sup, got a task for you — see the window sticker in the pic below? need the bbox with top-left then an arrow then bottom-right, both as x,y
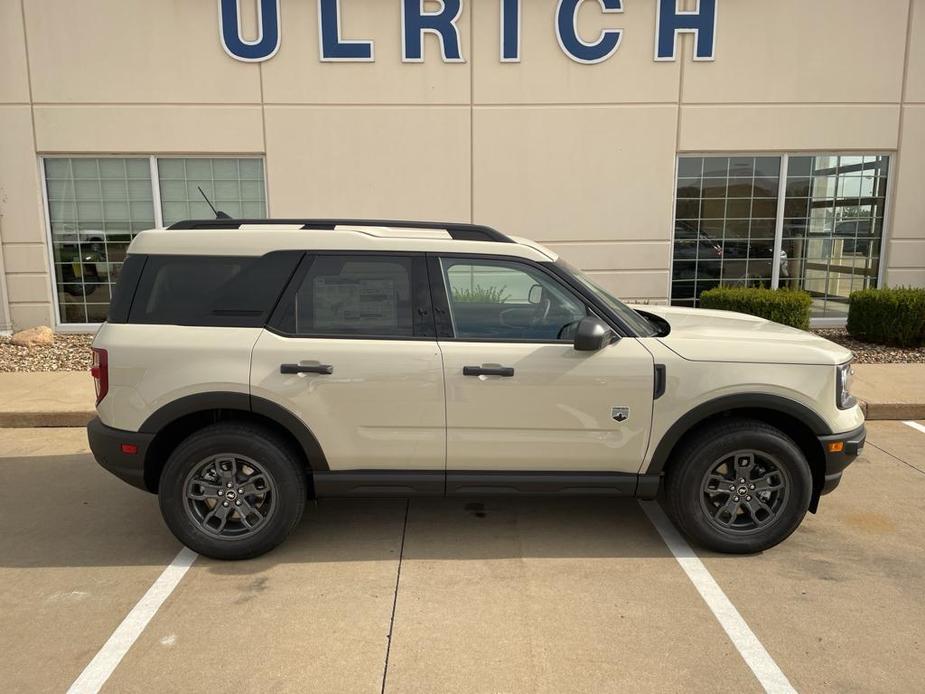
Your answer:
313,277 -> 398,330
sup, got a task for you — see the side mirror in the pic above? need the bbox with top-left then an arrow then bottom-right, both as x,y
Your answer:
573,316 -> 615,351
527,284 -> 543,305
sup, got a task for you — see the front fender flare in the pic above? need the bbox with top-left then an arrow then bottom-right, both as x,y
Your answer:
645,393 -> 831,475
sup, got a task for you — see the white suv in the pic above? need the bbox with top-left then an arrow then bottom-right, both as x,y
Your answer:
88,219 -> 865,560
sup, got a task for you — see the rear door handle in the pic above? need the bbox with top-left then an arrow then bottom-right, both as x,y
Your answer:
463,365 -> 515,377
280,363 -> 334,375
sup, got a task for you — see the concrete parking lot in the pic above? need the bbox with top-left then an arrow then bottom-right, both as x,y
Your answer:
1,422 -> 923,693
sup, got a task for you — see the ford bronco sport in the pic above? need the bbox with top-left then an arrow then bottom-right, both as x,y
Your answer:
87,219 -> 865,560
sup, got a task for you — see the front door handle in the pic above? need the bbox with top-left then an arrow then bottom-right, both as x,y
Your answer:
280,363 -> 334,375
463,365 -> 515,377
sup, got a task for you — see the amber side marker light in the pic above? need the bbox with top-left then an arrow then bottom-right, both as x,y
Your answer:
827,441 -> 845,453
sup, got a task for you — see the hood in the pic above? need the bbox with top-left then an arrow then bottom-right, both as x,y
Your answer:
630,305 -> 853,366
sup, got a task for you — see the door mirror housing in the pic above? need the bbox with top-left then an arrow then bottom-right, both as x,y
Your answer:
527,284 -> 543,305
573,316 -> 615,351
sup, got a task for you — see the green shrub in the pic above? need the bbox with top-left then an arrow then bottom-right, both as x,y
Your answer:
847,287 -> 925,347
451,285 -> 510,304
699,287 -> 812,330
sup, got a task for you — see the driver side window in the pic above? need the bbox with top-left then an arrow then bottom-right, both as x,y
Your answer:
440,258 -> 588,341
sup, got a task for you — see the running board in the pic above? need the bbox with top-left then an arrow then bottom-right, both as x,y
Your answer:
312,470 -> 660,499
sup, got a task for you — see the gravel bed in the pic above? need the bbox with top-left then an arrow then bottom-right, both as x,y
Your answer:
812,329 -> 925,364
0,329 -> 921,371
0,334 -> 94,372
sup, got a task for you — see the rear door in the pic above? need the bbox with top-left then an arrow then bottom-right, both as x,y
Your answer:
250,253 -> 445,471
432,255 -> 654,475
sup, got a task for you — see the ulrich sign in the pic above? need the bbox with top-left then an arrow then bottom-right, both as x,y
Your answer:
218,0 -> 717,64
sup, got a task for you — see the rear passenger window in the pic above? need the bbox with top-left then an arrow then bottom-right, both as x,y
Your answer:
128,252 -> 301,326
271,255 -> 427,338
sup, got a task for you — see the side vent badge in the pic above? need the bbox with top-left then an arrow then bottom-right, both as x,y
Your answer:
611,406 -> 630,423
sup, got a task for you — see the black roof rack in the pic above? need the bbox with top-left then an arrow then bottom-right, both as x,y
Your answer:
166,218 -> 514,243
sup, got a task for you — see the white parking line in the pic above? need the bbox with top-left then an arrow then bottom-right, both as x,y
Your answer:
903,421 -> 925,435
67,548 -> 197,694
639,501 -> 796,694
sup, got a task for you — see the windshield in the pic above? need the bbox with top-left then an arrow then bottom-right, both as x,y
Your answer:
556,260 -> 658,337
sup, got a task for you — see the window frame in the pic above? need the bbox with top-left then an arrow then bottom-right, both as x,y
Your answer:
669,151 -> 895,327
39,154 -> 269,330
266,251 -> 436,341
427,253 -> 617,344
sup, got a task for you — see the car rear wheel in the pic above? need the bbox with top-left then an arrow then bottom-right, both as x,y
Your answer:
664,419 -> 812,554
158,422 -> 307,560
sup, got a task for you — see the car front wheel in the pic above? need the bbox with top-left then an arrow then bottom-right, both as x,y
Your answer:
158,422 -> 307,560
664,419 -> 813,554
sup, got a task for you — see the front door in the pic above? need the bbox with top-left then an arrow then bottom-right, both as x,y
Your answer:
433,255 -> 654,474
251,253 -> 445,471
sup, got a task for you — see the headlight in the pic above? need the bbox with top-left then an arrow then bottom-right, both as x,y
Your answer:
836,361 -> 856,409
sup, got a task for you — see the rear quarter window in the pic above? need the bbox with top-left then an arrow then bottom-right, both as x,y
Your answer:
128,252 -> 301,326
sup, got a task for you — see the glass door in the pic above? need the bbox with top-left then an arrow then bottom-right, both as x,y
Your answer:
779,155 -> 889,319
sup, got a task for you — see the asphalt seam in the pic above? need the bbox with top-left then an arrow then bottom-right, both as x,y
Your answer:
865,440 -> 925,477
380,499 -> 410,694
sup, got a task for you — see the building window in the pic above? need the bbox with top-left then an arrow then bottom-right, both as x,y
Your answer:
157,158 -> 266,226
44,158 -> 155,323
43,156 -> 267,325
779,155 -> 889,319
673,156 -> 781,307
671,154 -> 889,320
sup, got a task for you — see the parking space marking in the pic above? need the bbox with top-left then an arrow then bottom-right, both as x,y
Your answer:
903,421 -> 925,435
66,548 -> 197,694
639,501 -> 795,694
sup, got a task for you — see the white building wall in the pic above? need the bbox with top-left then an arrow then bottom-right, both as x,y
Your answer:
0,0 -> 922,330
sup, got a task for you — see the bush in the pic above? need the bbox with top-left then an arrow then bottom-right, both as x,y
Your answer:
699,287 -> 812,330
847,287 -> 925,347
451,285 -> 509,303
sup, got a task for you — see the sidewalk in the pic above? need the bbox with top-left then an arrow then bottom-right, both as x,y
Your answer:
0,364 -> 923,428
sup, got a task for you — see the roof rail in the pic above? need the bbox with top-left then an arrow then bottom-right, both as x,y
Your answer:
166,218 -> 514,243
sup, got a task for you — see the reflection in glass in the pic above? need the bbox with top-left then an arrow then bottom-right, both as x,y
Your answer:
671,154 -> 890,320
44,158 -> 155,324
671,156 -> 781,307
779,155 -> 889,319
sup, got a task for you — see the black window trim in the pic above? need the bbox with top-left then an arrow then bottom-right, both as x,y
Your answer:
107,254 -> 148,324
427,252 -> 632,344
266,250 -> 437,341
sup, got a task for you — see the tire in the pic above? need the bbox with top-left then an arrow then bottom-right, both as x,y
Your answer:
664,419 -> 812,554
158,422 -> 307,560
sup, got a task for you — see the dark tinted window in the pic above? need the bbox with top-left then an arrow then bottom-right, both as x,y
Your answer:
273,255 -> 421,337
128,252 -> 301,326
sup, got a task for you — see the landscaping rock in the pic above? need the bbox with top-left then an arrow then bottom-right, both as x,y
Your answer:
0,333 -> 92,372
10,326 -> 55,348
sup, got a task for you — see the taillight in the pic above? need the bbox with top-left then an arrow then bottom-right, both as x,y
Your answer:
91,348 -> 108,406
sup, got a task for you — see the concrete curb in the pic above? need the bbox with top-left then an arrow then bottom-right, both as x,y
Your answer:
860,401 -> 925,422
0,412 -> 95,428
0,405 -> 921,428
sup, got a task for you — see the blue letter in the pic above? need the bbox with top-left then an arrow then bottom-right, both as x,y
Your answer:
318,0 -> 374,61
556,0 -> 623,65
218,0 -> 281,62
655,0 -> 717,61
402,0 -> 464,63
500,0 -> 521,62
